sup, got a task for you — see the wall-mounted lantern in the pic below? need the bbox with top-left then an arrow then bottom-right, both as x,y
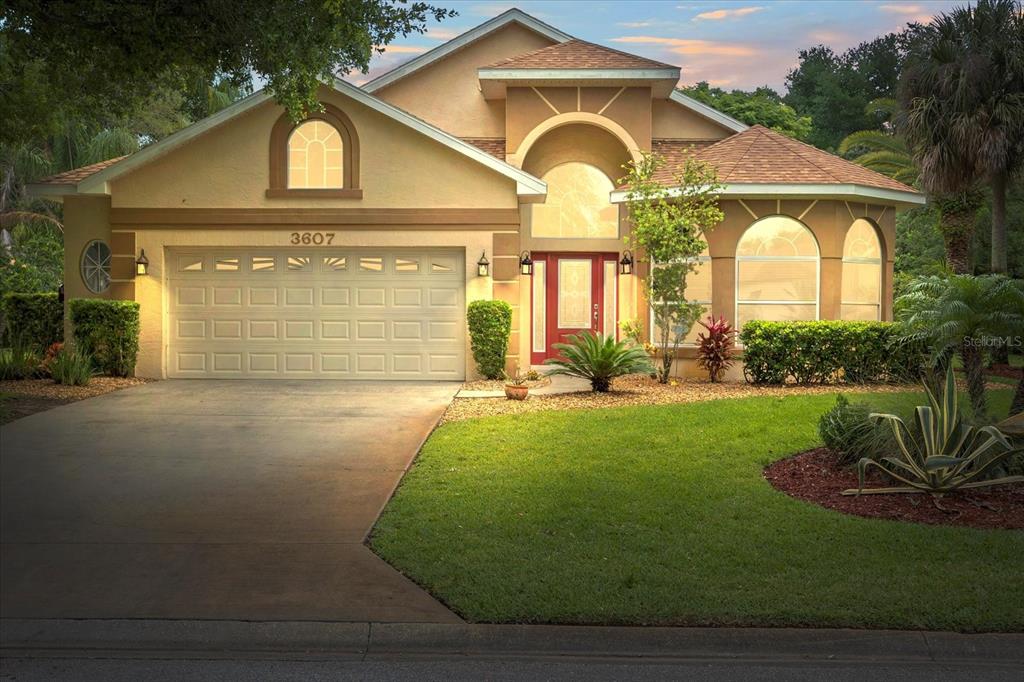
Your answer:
136,249 -> 150,276
619,250 -> 634,275
476,251 -> 490,277
519,251 -> 534,276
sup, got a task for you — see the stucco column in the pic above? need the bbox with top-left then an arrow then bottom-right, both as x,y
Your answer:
819,256 -> 842,320
711,256 -> 735,325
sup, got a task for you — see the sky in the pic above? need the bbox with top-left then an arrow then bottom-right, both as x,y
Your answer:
351,0 -> 964,92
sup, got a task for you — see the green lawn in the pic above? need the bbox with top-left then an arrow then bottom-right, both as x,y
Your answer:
371,390 -> 1023,631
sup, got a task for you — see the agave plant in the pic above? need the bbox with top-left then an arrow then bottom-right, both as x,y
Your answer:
544,331 -> 653,392
843,365 -> 1023,496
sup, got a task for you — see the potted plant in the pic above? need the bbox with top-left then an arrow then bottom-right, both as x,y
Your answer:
504,370 -> 530,401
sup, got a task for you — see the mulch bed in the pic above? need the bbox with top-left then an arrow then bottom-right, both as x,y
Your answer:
0,377 -> 151,425
765,447 -> 1024,530
460,376 -> 551,391
988,364 -> 1023,380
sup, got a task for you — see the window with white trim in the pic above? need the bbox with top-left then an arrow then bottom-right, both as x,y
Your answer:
287,120 -> 344,189
532,162 -> 618,238
648,246 -> 712,346
841,218 -> 882,321
735,215 -> 819,329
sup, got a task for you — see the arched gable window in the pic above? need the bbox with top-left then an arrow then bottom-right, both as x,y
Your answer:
268,103 -> 361,198
735,215 -> 819,329
841,218 -> 883,320
532,162 -> 618,238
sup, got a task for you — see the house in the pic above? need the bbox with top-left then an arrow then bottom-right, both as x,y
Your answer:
29,9 -> 924,381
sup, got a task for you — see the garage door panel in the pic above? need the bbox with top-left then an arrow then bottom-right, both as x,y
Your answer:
167,248 -> 465,379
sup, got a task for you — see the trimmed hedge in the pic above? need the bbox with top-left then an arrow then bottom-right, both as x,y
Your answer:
69,299 -> 140,377
2,292 -> 63,347
739,320 -> 927,385
467,300 -> 512,380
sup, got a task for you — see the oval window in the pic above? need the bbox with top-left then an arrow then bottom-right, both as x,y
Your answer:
81,240 -> 112,293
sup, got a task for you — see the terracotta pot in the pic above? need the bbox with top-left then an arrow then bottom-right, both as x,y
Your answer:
504,384 -> 529,401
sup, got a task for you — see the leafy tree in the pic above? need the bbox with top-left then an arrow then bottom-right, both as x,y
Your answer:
679,83 -> 812,140
0,224 -> 63,300
0,1 -> 455,147
622,153 -> 724,384
784,32 -> 910,151
897,274 -> 1024,419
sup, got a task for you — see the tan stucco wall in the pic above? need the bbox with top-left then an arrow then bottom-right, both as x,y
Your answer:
521,123 -> 631,183
372,22 -> 556,138
61,197 -> 113,337
131,229 -> 499,379
651,99 -> 734,140
110,87 -> 520,210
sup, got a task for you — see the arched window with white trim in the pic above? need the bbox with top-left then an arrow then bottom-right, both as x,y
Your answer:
288,120 -> 344,189
735,215 -> 819,329
532,162 -> 618,238
841,218 -> 883,320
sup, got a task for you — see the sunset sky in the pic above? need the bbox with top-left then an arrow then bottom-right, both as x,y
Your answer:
352,1 -> 963,91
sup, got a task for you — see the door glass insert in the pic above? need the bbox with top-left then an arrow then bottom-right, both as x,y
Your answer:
603,261 -> 617,338
360,256 -> 383,272
532,261 -> 546,352
558,259 -> 591,328
287,256 -> 311,271
215,257 -> 239,272
322,255 -> 347,271
395,257 -> 419,272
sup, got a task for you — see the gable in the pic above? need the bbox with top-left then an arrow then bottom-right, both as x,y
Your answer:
371,22 -> 558,138
651,98 -> 737,140
108,86 -> 526,210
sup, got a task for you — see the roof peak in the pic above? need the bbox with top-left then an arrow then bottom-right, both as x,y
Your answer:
483,37 -> 676,70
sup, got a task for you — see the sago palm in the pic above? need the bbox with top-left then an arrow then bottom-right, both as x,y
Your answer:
897,274 -> 1024,419
545,332 -> 653,392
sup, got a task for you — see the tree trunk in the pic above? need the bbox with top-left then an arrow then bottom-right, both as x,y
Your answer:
991,171 -> 1008,274
939,203 -> 976,274
960,343 -> 988,421
1012,368 -> 1024,417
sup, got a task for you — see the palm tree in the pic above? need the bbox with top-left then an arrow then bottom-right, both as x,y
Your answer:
897,274 -> 1024,419
838,99 -> 919,185
898,0 -> 1024,275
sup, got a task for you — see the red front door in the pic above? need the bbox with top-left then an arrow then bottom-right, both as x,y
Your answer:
531,253 -> 618,364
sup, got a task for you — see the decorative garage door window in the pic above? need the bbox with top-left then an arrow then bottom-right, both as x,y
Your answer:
165,249 -> 466,380
81,240 -> 112,293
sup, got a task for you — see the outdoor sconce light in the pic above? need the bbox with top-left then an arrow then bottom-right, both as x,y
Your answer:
619,250 -> 634,275
519,251 -> 534,276
135,249 -> 150,276
477,251 -> 490,277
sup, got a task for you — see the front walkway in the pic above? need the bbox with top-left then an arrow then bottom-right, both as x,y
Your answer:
0,380 -> 460,622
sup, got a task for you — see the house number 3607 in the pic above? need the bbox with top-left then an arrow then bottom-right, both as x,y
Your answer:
290,232 -> 335,245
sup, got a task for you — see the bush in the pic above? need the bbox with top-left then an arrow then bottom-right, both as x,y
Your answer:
0,337 -> 43,380
818,395 -> 895,466
695,315 -> 736,382
544,331 -> 653,392
69,299 -> 140,377
467,300 -> 513,380
739,321 -> 928,385
2,292 -> 63,347
49,345 -> 95,386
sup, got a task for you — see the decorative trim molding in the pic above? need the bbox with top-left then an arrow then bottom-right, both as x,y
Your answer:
110,207 -> 521,227
265,189 -> 363,199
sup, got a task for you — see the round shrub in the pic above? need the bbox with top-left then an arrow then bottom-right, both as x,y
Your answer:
69,299 -> 140,377
467,300 -> 512,380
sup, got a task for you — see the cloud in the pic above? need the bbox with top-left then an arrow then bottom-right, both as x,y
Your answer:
618,20 -> 656,28
693,6 -> 765,21
611,36 -> 756,57
878,4 -> 925,14
425,27 -> 462,41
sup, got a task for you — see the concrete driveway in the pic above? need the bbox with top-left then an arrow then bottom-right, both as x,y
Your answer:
0,380 -> 460,623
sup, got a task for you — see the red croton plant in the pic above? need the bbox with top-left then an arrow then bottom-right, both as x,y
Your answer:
696,315 -> 737,382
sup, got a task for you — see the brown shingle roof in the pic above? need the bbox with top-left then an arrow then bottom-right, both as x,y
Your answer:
649,139 -> 717,183
34,156 -> 128,185
691,126 -> 916,193
484,39 -> 675,70
462,138 -> 506,159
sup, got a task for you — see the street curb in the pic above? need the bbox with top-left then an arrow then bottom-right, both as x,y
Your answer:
2,620 -> 1023,664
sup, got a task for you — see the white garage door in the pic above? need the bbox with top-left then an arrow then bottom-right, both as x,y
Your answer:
166,248 -> 466,379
